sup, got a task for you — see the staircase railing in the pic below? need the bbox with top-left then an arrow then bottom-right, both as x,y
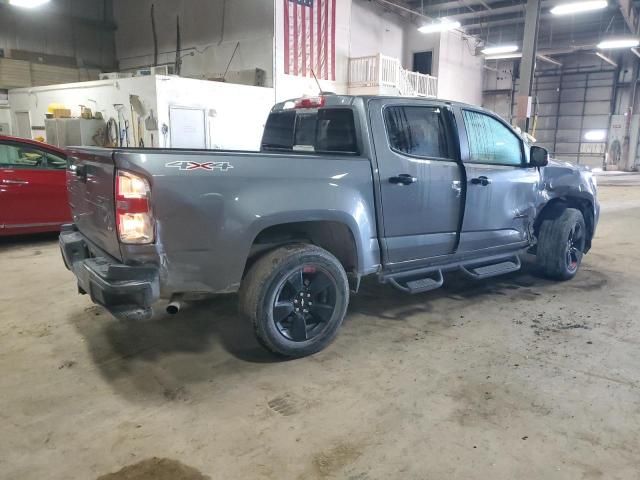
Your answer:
348,54 -> 437,97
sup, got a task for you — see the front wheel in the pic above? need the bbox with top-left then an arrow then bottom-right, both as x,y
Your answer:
239,244 -> 349,358
537,208 -> 587,280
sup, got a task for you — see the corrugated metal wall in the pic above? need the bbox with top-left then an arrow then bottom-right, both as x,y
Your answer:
483,53 -> 627,168
532,69 -> 615,168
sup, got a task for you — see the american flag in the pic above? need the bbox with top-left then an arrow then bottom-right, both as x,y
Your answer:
284,0 -> 336,81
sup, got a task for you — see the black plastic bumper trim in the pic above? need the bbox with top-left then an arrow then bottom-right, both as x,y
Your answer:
59,228 -> 159,320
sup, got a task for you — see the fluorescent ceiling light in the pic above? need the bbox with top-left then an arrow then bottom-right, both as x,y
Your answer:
584,130 -> 607,141
597,38 -> 640,49
481,45 -> 519,55
485,53 -> 523,60
418,19 -> 461,34
550,0 -> 607,15
9,0 -> 50,7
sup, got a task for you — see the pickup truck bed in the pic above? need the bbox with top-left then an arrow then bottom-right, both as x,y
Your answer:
63,146 -> 379,297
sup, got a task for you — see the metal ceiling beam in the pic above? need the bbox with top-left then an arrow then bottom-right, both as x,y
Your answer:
595,51 -> 619,66
536,54 -> 562,66
616,0 -> 640,33
449,3 -> 528,21
410,0 -> 498,14
463,12 -> 548,31
462,9 -> 625,31
374,0 -> 435,20
422,0 -> 538,19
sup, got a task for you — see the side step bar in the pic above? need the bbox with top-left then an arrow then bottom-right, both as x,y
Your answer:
389,270 -> 444,294
460,256 -> 521,280
384,254 -> 523,295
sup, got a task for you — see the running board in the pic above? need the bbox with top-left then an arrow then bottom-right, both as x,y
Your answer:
389,270 -> 444,294
460,256 -> 521,280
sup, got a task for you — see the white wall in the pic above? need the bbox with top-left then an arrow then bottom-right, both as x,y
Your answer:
436,31 -> 483,105
8,75 -> 275,150
349,0 -> 405,60
8,77 -> 158,143
154,76 -> 275,150
114,0 -> 274,86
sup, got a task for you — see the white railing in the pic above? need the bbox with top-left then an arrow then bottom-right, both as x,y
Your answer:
348,54 -> 437,97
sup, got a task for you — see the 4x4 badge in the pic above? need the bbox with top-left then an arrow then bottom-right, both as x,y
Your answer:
165,161 -> 234,172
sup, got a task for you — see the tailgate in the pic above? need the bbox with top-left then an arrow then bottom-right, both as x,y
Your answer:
66,147 -> 121,260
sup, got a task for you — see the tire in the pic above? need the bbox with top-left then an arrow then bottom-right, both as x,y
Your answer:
238,243 -> 349,358
537,208 -> 587,281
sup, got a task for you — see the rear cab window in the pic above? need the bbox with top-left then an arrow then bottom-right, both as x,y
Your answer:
383,105 -> 452,160
261,102 -> 359,155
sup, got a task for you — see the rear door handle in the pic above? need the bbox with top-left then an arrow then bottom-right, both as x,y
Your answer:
389,174 -> 417,186
2,179 -> 28,185
470,176 -> 491,186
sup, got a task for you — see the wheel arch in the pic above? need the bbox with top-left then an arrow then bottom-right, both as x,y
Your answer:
244,217 -> 363,280
534,196 -> 595,252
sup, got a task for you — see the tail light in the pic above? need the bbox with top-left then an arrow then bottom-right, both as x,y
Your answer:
116,170 -> 154,244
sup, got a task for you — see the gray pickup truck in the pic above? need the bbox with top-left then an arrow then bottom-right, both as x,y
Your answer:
60,95 -> 599,357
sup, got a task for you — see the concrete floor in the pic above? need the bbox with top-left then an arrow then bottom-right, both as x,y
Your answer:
2,184 -> 640,480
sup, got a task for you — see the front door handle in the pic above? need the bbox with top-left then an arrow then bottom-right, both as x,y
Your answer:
470,176 -> 491,186
389,174 -> 417,186
2,179 -> 28,185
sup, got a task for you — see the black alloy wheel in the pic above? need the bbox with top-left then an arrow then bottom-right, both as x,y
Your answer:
566,221 -> 586,274
273,266 -> 338,342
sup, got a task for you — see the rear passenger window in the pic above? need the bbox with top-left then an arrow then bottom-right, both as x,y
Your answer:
384,106 -> 450,159
261,108 -> 358,154
463,110 -> 523,166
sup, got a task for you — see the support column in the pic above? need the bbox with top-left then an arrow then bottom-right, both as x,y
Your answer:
515,0 -> 542,133
622,56 -> 639,171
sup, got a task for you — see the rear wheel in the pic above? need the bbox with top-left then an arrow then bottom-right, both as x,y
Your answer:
537,208 -> 586,280
239,244 -> 349,357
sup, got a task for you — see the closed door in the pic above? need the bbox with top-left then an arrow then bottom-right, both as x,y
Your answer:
0,142 -> 69,232
369,100 -> 463,266
457,109 -> 540,252
169,107 -> 207,149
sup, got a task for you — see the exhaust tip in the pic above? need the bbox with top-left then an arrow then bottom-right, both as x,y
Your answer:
166,301 -> 181,315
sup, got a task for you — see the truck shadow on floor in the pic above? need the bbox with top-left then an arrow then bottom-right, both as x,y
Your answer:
69,258 -> 606,401
0,232 -> 59,253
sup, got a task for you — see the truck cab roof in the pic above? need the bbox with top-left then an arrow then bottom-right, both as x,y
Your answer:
272,94 -> 484,113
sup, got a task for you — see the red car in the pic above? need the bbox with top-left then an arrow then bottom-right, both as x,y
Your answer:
0,135 -> 71,236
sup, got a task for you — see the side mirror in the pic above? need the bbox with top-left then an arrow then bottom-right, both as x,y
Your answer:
529,145 -> 549,167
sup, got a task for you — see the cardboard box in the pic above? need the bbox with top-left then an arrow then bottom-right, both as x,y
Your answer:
53,109 -> 71,118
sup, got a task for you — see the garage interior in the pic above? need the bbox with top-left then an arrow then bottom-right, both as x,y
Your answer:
1,0 -> 640,479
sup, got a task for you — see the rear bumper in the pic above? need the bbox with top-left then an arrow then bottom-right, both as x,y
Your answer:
59,225 -> 160,320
